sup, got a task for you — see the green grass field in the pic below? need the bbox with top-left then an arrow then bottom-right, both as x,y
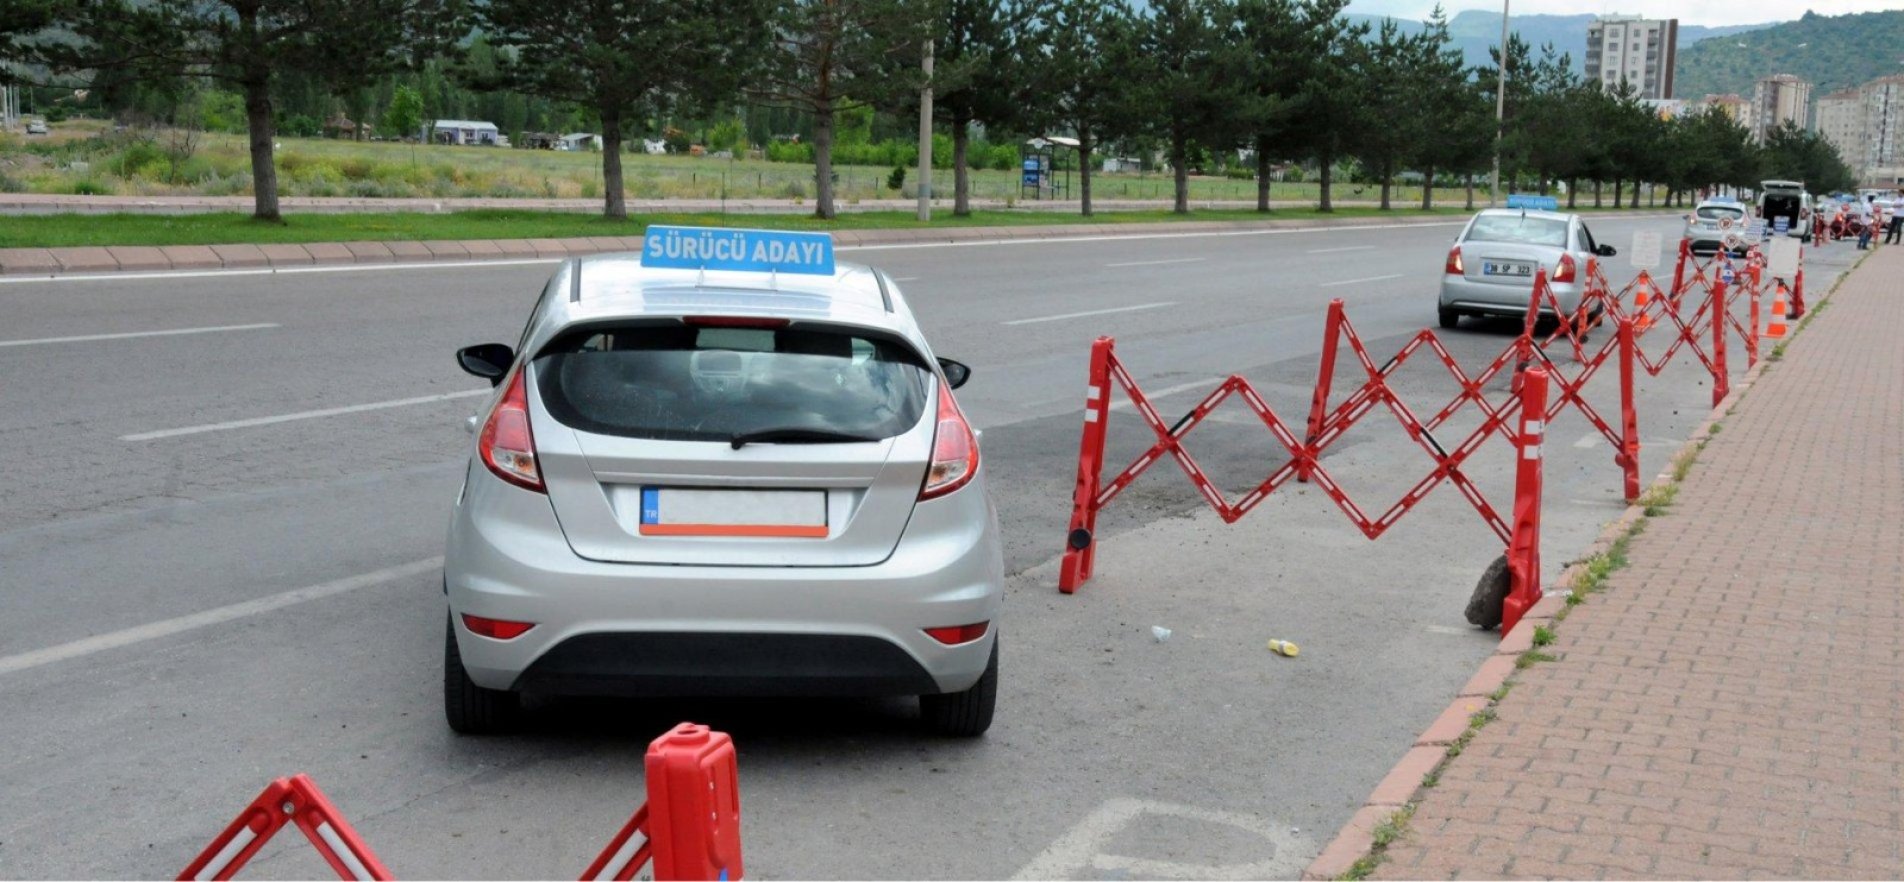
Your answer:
4,122 -> 1485,205
0,206 -> 1488,248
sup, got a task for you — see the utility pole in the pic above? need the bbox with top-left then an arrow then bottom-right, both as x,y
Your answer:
917,39 -> 934,221
1490,0 -> 1509,207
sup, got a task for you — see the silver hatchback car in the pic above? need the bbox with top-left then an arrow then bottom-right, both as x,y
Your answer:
1438,209 -> 1615,329
443,228 -> 1004,736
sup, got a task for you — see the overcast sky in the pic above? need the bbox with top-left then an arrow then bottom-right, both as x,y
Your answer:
1344,0 -> 1891,28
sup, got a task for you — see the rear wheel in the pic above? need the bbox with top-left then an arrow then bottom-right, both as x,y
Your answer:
444,615 -> 521,734
1437,307 -> 1461,330
921,637 -> 998,737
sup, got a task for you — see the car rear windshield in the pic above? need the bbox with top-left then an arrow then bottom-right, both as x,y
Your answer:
1696,205 -> 1745,220
533,321 -> 930,443
1465,215 -> 1569,247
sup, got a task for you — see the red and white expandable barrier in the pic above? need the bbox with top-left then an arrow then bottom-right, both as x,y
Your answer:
177,774 -> 391,881
180,723 -> 743,881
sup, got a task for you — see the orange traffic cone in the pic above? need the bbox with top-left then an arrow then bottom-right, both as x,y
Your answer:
1763,283 -> 1790,339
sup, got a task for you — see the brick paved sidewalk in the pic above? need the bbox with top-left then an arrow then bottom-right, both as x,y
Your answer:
1371,245 -> 1904,880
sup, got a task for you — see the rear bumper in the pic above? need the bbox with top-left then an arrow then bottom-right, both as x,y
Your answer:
515,632 -> 941,697
1439,275 -> 1582,316
443,463 -> 1005,697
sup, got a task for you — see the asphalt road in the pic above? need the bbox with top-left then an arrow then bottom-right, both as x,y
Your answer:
0,217 -> 1859,879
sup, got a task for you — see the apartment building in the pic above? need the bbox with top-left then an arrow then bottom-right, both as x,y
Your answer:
1751,74 -> 1813,142
1816,75 -> 1904,186
1585,16 -> 1679,100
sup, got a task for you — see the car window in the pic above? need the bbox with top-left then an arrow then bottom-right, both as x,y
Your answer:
1464,215 -> 1569,248
533,322 -> 930,443
1695,205 -> 1744,222
1577,224 -> 1597,253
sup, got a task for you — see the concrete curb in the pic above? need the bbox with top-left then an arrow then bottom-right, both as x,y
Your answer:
1297,257 -> 1850,881
0,212 -> 1678,278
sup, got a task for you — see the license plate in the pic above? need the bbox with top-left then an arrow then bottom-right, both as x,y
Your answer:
1482,261 -> 1534,278
638,487 -> 827,538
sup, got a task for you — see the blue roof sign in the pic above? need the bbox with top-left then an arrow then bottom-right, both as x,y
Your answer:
641,226 -> 836,276
1506,194 -> 1559,211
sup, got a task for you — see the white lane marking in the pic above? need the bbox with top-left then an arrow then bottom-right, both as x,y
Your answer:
844,220 -> 1478,253
1002,302 -> 1176,326
891,276 -> 920,282
1012,797 -> 1311,881
1307,245 -> 1376,254
1423,624 -> 1472,635
1320,273 -> 1406,287
122,388 -> 489,441
1574,433 -> 1601,449
0,323 -> 280,348
0,558 -> 441,677
1108,377 -> 1229,412
1104,257 -> 1205,268
0,258 -> 562,285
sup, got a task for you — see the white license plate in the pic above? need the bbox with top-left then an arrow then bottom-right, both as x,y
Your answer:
639,487 -> 827,538
1482,261 -> 1534,278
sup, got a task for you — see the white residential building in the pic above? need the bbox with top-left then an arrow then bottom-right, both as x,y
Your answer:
1585,16 -> 1678,100
1815,75 -> 1904,187
1751,74 -> 1812,143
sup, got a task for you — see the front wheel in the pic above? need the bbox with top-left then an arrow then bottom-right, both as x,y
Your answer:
444,615 -> 521,735
920,637 -> 998,737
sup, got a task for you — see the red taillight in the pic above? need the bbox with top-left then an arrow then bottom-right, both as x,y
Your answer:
1445,246 -> 1464,275
919,380 -> 979,500
479,368 -> 543,493
1553,253 -> 1576,283
683,315 -> 791,328
924,622 -> 989,645
462,613 -> 536,640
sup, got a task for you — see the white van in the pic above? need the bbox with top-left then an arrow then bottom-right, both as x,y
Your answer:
1757,180 -> 1810,240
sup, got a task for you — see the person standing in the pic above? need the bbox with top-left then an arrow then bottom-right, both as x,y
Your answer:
1886,200 -> 1903,246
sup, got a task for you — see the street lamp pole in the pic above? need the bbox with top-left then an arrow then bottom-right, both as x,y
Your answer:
1490,0 -> 1509,207
917,39 -> 934,222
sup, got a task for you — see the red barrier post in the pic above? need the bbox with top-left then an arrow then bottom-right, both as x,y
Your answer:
178,776 -> 392,882
1501,368 -> 1548,637
1746,261 -> 1761,367
645,723 -> 743,882
1668,237 -> 1690,302
1059,337 -> 1115,593
1616,316 -> 1641,503
1790,246 -> 1806,319
1299,300 -> 1346,483
1710,278 -> 1729,408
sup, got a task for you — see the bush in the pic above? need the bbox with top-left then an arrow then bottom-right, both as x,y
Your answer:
279,114 -> 320,137
766,140 -> 812,164
337,156 -> 376,180
69,179 -> 113,196
887,165 -> 906,191
1223,166 -> 1255,180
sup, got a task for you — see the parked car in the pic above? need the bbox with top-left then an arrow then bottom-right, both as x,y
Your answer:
25,119 -> 48,135
1438,208 -> 1615,329
443,229 -> 1004,737
1684,199 -> 1749,257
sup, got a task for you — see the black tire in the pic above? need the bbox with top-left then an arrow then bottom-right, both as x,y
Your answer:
920,637 -> 998,737
1437,307 -> 1461,330
444,615 -> 521,735
1464,554 -> 1511,631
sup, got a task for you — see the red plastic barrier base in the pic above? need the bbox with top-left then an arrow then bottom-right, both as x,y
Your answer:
584,722 -> 743,882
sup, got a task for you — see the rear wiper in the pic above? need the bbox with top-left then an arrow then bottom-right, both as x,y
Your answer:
729,428 -> 880,449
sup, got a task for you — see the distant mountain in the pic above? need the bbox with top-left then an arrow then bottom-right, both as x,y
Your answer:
1673,10 -> 1904,102
1344,10 -> 1773,77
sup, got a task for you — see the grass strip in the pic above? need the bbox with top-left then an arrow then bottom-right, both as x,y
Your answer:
0,206 -> 1483,249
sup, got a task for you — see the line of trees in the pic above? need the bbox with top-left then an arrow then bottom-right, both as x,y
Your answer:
1,0 -> 1857,222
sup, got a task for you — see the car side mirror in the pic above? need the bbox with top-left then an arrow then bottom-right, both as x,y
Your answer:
938,357 -> 972,390
457,343 -> 515,386
1596,244 -> 1618,257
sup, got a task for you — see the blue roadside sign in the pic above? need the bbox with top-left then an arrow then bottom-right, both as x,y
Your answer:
1506,194 -> 1559,211
1022,159 -> 1041,186
1721,267 -> 1736,283
640,226 -> 835,276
